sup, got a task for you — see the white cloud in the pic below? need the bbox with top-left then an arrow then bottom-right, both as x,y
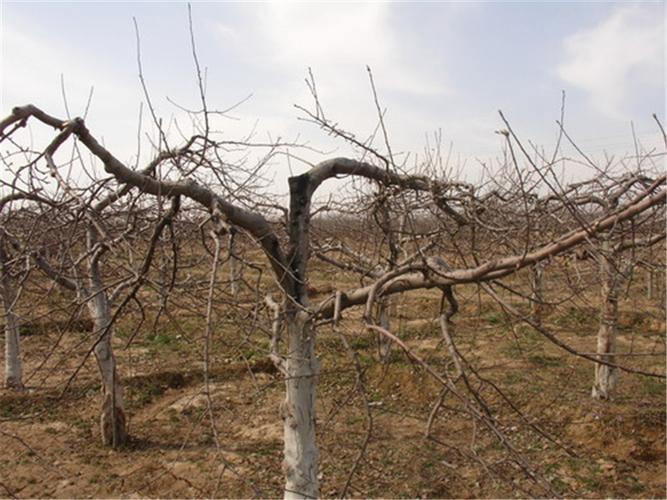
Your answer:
557,5 -> 664,118
261,2 -> 387,66
217,2 -> 447,97
209,2 -> 453,179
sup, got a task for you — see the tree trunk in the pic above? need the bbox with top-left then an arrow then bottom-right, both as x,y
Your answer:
376,196 -> 398,363
1,277 -> 23,390
646,267 -> 654,301
592,240 -> 619,400
282,309 -> 319,499
282,174 -> 320,499
530,262 -> 544,326
86,290 -> 127,447
87,226 -> 127,447
228,228 -> 241,298
376,298 -> 393,362
1,238 -> 23,391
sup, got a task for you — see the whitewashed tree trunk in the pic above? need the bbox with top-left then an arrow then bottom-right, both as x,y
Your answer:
0,240 -> 23,390
282,174 -> 320,499
530,262 -> 544,326
86,289 -> 127,446
87,229 -> 127,447
375,197 -> 398,363
592,239 -> 619,400
282,309 -> 319,499
1,275 -> 23,390
376,298 -> 396,362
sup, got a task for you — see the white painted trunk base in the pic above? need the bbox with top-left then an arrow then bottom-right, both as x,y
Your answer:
530,262 -> 544,326
592,243 -> 619,400
282,311 -> 319,499
2,276 -> 23,390
88,294 -> 127,447
376,300 -> 392,362
3,305 -> 23,390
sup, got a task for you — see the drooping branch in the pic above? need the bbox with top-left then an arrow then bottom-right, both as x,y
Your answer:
2,105 -> 291,291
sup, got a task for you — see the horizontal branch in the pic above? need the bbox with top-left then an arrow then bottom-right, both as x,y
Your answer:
317,182 -> 666,319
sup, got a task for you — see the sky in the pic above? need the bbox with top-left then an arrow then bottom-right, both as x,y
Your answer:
1,1 -> 665,192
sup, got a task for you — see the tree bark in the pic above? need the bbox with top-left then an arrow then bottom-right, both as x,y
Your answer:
530,262 -> 544,327
279,174 -> 323,498
592,239 -> 619,400
1,276 -> 23,390
87,229 -> 127,447
375,196 -> 398,363
0,239 -> 23,390
282,309 -> 319,499
646,267 -> 654,301
376,298 -> 394,362
228,228 -> 241,298
86,288 -> 127,447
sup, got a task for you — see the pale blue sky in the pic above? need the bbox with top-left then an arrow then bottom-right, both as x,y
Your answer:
1,1 -> 664,187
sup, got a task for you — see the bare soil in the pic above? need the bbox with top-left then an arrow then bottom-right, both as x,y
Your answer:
1,281 -> 665,498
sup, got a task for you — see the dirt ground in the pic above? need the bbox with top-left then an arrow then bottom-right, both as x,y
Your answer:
1,279 -> 665,499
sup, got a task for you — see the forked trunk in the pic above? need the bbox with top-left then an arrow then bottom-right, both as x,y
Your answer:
86,290 -> 127,446
592,240 -> 619,400
86,225 -> 127,447
2,279 -> 23,390
282,173 -> 320,498
282,309 -> 319,499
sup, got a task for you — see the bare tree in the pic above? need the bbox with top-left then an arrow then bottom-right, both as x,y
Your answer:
0,166 -> 182,447
0,193 -> 63,390
2,100 -> 665,497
